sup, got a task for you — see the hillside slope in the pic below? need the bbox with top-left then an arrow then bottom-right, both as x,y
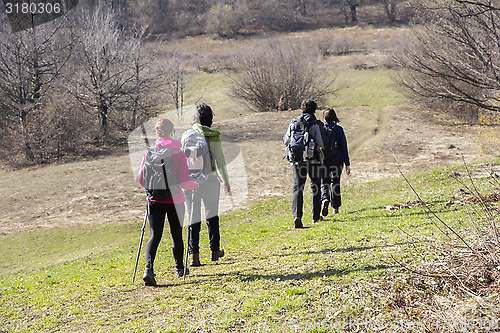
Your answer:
1,69 -> 499,235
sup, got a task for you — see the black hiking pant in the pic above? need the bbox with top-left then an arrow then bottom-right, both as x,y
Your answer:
145,201 -> 185,271
184,174 -> 221,254
321,161 -> 344,209
292,162 -> 324,222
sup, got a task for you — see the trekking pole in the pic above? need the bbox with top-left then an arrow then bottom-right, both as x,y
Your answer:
132,206 -> 148,284
184,190 -> 196,281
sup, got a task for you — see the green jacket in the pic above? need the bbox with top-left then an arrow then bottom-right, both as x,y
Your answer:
192,123 -> 230,186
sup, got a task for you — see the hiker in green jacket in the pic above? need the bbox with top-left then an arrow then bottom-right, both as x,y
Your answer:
181,104 -> 230,266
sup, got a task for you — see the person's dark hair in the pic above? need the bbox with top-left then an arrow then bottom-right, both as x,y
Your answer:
301,99 -> 317,114
155,118 -> 174,138
323,108 -> 340,123
195,103 -> 214,127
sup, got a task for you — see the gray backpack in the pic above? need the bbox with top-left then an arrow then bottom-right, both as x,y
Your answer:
286,114 -> 317,163
182,129 -> 212,183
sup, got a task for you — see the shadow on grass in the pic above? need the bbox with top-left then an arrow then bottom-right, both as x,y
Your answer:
192,262 -> 396,283
238,263 -> 395,282
271,241 -> 414,258
305,241 -> 414,255
151,243 -> 405,286
343,205 -> 389,215
343,201 -> 459,219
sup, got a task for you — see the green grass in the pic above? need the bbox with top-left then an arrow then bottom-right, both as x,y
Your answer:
0,224 -> 138,275
185,71 -> 243,120
180,67 -> 402,121
330,69 -> 402,109
2,161 -> 498,332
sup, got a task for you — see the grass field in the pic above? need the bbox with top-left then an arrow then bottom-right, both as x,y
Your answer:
1,161 -> 500,332
2,25 -> 500,332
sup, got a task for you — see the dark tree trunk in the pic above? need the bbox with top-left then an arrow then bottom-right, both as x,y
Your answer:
19,109 -> 35,162
98,100 -> 109,138
350,4 -> 358,22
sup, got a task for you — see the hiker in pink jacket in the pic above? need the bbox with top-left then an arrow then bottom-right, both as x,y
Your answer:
137,118 -> 197,286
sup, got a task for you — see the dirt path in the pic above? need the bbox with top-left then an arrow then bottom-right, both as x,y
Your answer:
0,107 -> 499,234
218,106 -> 500,206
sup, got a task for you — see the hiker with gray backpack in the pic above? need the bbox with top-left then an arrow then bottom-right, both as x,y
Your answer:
283,100 -> 325,228
137,118 -> 198,286
181,104 -> 230,267
320,108 -> 351,217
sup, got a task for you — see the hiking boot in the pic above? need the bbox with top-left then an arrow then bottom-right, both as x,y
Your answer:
314,216 -> 324,223
143,268 -> 156,286
294,217 -> 303,229
211,249 -> 225,261
177,267 -> 190,278
191,253 -> 201,267
333,208 -> 339,214
321,200 -> 329,217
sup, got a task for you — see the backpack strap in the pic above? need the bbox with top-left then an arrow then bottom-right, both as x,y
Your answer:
205,136 -> 217,174
293,114 -> 310,133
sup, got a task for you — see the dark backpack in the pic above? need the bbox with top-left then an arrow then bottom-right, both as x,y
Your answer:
323,125 -> 339,160
287,115 -> 313,163
142,147 -> 178,202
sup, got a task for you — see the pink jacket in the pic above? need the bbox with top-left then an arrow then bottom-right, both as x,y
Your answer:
138,137 -> 198,204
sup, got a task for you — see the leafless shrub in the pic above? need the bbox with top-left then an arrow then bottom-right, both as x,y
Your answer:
377,53 -> 397,69
207,1 -> 248,38
170,10 -> 205,37
23,92 -> 91,162
331,34 -> 357,55
392,156 -> 500,327
194,53 -> 239,73
394,0 -> 500,122
230,39 -> 334,112
310,36 -> 331,58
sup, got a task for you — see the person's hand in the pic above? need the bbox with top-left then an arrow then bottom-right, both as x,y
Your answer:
346,166 -> 351,176
225,183 -> 231,194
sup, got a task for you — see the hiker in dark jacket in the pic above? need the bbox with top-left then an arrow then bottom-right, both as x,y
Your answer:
320,108 -> 350,216
138,118 -> 198,286
181,104 -> 229,267
283,99 -> 325,228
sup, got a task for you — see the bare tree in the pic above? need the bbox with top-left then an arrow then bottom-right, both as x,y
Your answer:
343,0 -> 361,23
395,0 -> 500,121
380,0 -> 399,23
348,0 -> 360,22
67,6 -> 145,139
230,39 -> 334,112
165,53 -> 190,119
331,0 -> 362,24
0,20 -> 72,163
117,27 -> 167,131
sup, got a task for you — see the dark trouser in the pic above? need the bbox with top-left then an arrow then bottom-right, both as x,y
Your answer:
145,201 -> 185,270
321,161 -> 344,209
184,174 -> 221,254
292,162 -> 324,221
